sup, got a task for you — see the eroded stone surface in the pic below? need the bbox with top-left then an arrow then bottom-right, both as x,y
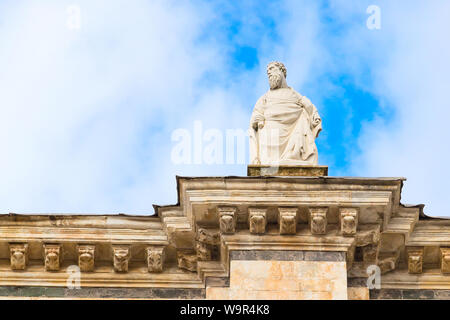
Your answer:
247,165 -> 328,177
44,244 -> 61,271
441,248 -> 450,274
248,208 -> 267,234
278,207 -> 298,235
340,208 -> 358,236
218,207 -> 237,234
207,260 -> 347,300
0,174 -> 447,300
347,287 -> 369,300
9,243 -> 28,271
309,207 -> 328,235
112,246 -> 130,273
77,245 -> 95,272
146,246 -> 164,273
407,248 -> 423,274
177,250 -> 197,272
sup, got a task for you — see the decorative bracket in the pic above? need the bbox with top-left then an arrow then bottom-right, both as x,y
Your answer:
407,247 -> 423,274
309,207 -> 328,235
218,206 -> 237,234
248,208 -> 267,234
196,228 -> 220,261
340,208 -> 358,236
278,207 -> 298,235
44,244 -> 62,271
9,243 -> 28,271
441,248 -> 450,274
77,244 -> 95,272
146,246 -> 165,273
177,250 -> 197,272
112,245 -> 130,273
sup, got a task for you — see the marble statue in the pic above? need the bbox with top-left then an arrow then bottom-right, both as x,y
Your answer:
249,61 -> 322,166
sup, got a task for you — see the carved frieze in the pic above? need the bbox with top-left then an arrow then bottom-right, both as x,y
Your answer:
77,245 -> 95,272
146,246 -> 164,273
278,207 -> 298,235
248,208 -> 267,234
309,207 -> 328,235
218,206 -> 237,234
44,244 -> 62,271
9,243 -> 28,271
112,245 -> 130,273
441,248 -> 450,274
340,208 -> 358,236
407,248 -> 423,274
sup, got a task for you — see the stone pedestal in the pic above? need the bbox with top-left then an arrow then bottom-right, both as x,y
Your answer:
247,165 -> 328,177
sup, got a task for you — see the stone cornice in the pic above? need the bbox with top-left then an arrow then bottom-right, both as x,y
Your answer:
1,175 -> 450,294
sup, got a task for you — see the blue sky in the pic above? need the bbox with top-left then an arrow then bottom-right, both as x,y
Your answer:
0,0 -> 449,217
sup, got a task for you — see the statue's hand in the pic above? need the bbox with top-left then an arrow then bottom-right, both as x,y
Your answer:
258,121 -> 264,130
313,117 -> 321,126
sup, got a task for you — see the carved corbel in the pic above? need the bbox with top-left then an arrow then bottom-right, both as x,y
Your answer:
440,248 -> 450,274
309,207 -> 328,235
340,208 -> 359,236
44,244 -> 62,271
407,247 -> 423,274
378,250 -> 400,275
112,245 -> 130,273
196,241 -> 211,261
196,227 -> 220,261
177,250 -> 197,272
77,244 -> 95,272
248,208 -> 267,234
278,207 -> 298,235
146,246 -> 165,273
362,244 -> 379,265
218,206 -> 237,234
197,228 -> 220,245
9,243 -> 28,270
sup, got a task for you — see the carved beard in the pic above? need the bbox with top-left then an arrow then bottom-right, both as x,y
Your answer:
268,73 -> 282,89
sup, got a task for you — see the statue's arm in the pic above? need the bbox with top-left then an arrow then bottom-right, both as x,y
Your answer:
300,96 -> 322,137
250,96 -> 265,130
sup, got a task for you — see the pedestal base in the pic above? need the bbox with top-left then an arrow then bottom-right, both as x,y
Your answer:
247,165 -> 328,177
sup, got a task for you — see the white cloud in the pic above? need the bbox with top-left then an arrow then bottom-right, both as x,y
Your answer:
0,0 -> 226,213
1,0 -> 447,218
349,1 -> 450,217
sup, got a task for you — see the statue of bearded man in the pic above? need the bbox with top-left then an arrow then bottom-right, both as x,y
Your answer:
249,61 -> 322,166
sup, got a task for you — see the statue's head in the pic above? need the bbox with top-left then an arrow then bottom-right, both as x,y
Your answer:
267,61 -> 287,89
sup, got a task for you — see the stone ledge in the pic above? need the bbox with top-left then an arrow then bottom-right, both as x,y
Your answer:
247,165 -> 328,177
230,250 -> 345,262
370,289 -> 442,300
0,286 -> 205,299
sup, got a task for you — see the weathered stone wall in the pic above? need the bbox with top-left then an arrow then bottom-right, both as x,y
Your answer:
0,286 -> 205,299
370,289 -> 450,300
207,250 -> 347,300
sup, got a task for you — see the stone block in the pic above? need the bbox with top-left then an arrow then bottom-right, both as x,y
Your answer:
247,165 -> 328,177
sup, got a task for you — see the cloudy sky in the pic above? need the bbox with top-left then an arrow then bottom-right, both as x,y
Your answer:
0,0 -> 449,217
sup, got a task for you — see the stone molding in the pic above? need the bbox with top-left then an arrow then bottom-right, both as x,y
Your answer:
1,176 -> 450,296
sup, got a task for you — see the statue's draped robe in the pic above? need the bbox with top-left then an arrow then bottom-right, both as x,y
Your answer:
249,87 -> 322,165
